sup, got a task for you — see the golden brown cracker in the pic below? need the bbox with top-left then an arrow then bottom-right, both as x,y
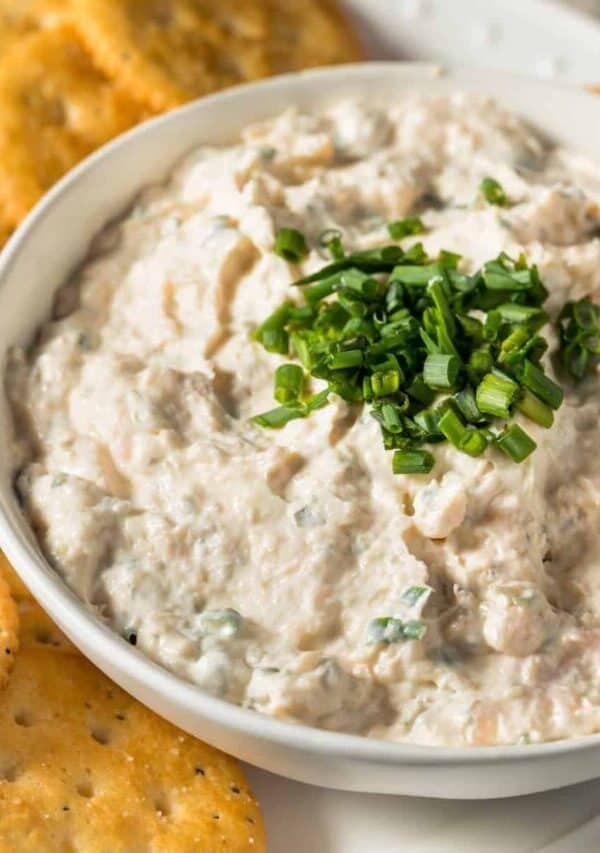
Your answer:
0,26 -> 149,226
263,0 -> 363,73
70,0 -> 267,112
0,550 -> 31,601
71,0 -> 362,112
0,646 -> 265,851
0,575 -> 18,689
0,0 -> 71,56
0,218 -> 12,251
17,598 -> 78,654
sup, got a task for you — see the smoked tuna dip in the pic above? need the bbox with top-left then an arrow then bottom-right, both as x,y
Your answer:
7,94 -> 600,747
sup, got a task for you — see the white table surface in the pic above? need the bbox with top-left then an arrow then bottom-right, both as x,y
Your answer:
246,767 -> 600,852
242,3 -> 600,850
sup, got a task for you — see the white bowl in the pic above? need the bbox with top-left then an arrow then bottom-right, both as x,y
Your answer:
1,62 -> 600,799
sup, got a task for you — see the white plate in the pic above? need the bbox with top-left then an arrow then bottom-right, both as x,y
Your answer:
344,0 -> 600,84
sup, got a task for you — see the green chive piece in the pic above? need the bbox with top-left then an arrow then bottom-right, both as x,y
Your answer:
387,216 -> 424,240
366,617 -> 391,644
407,375 -> 436,405
516,388 -> 554,429
392,450 -> 435,475
496,303 -> 545,325
438,249 -> 462,269
252,301 -> 292,354
454,387 -> 482,423
401,586 -> 431,607
274,364 -> 305,404
318,228 -> 344,260
423,353 -> 460,389
274,227 -> 309,262
306,388 -> 330,412
467,347 -> 494,382
366,617 -> 426,644
496,424 -> 537,462
303,272 -> 341,304
402,619 -> 427,640
260,328 -> 289,354
480,176 -> 508,206
413,409 -> 442,438
519,360 -> 563,410
371,369 -> 401,398
476,372 -> 519,419
251,404 -> 305,429
438,408 -> 466,447
328,349 -> 364,370
459,429 -> 488,457
482,260 -> 530,291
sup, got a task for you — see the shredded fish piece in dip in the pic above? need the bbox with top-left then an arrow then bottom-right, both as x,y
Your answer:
7,94 -> 600,746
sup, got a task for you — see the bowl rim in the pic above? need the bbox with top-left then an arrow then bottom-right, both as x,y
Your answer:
1,59 -> 600,768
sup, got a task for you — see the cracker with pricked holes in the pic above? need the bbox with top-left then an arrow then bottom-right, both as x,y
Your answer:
0,646 -> 265,852
71,0 -> 362,112
0,575 -> 18,689
0,550 -> 31,601
17,598 -> 78,654
0,25 -> 149,226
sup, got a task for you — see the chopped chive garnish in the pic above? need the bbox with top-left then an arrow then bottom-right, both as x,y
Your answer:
328,349 -> 363,370
496,303 -> 545,325
480,176 -> 508,206
518,360 -> 563,410
438,407 -> 466,447
423,353 -> 460,389
402,619 -> 428,640
392,449 -> 434,474
251,404 -> 306,429
366,616 -> 427,644
460,429 -> 488,457
454,387 -> 482,423
476,372 -> 519,419
371,370 -> 401,397
401,585 -> 431,606
557,296 -> 600,380
387,216 -> 424,240
274,364 -> 304,404
496,424 -> 536,462
251,239 -> 575,471
318,228 -> 344,260
516,388 -> 553,429
252,301 -> 292,354
274,227 -> 309,262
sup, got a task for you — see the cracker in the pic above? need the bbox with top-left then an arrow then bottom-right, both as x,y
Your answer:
263,0 -> 363,74
0,26 -> 149,226
0,646 -> 265,851
71,0 -> 362,112
0,551 -> 31,601
70,0 -> 265,112
0,575 -> 18,689
0,218 -> 12,250
17,598 -> 78,654
0,0 -> 71,56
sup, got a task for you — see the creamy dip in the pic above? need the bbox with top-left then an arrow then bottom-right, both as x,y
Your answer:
7,95 -> 600,746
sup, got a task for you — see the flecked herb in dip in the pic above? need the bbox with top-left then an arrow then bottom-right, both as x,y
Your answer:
7,95 -> 600,746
